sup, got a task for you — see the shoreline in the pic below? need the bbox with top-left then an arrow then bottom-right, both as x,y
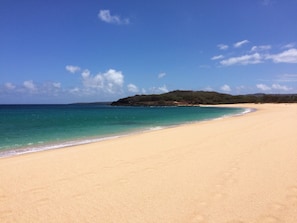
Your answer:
0,105 -> 250,159
1,103 -> 297,222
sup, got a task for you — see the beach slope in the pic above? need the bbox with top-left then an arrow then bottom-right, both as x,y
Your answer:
1,104 -> 297,222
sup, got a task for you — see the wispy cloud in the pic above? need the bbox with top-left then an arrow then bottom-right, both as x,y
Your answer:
65,65 -> 81,74
266,48 -> 297,63
234,40 -> 249,48
276,74 -> 297,82
282,43 -> 295,49
220,53 -> 262,66
218,46 -> 297,66
217,44 -> 229,50
250,45 -> 271,52
158,72 -> 166,79
98,10 -> 129,25
211,55 -> 224,60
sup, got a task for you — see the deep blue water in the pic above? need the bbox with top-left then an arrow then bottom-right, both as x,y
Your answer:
0,104 -> 248,157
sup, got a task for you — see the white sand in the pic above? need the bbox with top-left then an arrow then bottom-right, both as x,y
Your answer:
0,104 -> 297,223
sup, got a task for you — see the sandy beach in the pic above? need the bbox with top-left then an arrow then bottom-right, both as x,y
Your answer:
0,103 -> 297,223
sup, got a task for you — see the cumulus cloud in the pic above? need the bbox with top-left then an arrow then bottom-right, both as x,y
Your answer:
52,82 -> 61,88
127,84 -> 139,93
204,87 -> 213,91
266,48 -> 297,63
220,53 -> 262,66
221,84 -> 231,92
217,44 -> 229,50
211,55 -> 224,60
256,83 -> 292,92
81,69 -> 124,93
150,85 -> 169,94
158,72 -> 166,79
272,84 -> 291,91
5,82 -> 16,90
23,80 -> 37,92
66,65 -> 81,74
69,87 -> 80,94
98,10 -> 129,25
256,84 -> 271,91
234,40 -> 249,48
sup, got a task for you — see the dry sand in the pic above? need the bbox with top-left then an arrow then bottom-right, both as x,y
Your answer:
0,103 -> 297,223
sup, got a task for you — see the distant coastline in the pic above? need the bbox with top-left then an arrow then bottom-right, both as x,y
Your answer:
111,90 -> 297,106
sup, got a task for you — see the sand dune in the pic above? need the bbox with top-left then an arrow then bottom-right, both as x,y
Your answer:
1,104 -> 297,223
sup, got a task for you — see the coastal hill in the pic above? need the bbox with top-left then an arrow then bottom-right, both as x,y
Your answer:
111,90 -> 297,106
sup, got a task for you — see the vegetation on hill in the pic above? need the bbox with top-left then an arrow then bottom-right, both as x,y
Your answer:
111,90 -> 297,106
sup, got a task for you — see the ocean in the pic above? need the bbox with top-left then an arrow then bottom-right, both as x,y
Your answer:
0,104 -> 249,157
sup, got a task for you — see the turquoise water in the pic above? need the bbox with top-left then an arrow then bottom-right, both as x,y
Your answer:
0,104 -> 248,157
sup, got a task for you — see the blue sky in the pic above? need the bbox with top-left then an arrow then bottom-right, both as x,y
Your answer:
1,0 -> 297,103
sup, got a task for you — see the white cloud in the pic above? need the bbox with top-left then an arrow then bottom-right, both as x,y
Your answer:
158,85 -> 169,93
5,82 -> 16,90
217,44 -> 229,50
81,69 -> 90,79
127,84 -> 139,93
52,82 -> 61,88
256,83 -> 292,92
23,80 -> 37,91
251,45 -> 271,52
276,74 -> 297,82
66,65 -> 81,74
266,48 -> 297,63
221,84 -> 231,92
282,43 -> 295,49
211,55 -> 224,60
272,84 -> 291,91
220,53 -> 262,66
158,72 -> 166,79
234,40 -> 249,48
204,87 -> 213,91
150,85 -> 169,94
69,87 -> 80,94
256,84 -> 271,91
82,69 -> 124,93
98,10 -> 129,25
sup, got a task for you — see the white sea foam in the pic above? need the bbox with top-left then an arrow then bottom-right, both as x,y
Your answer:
0,136 -> 121,158
149,126 -> 164,131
